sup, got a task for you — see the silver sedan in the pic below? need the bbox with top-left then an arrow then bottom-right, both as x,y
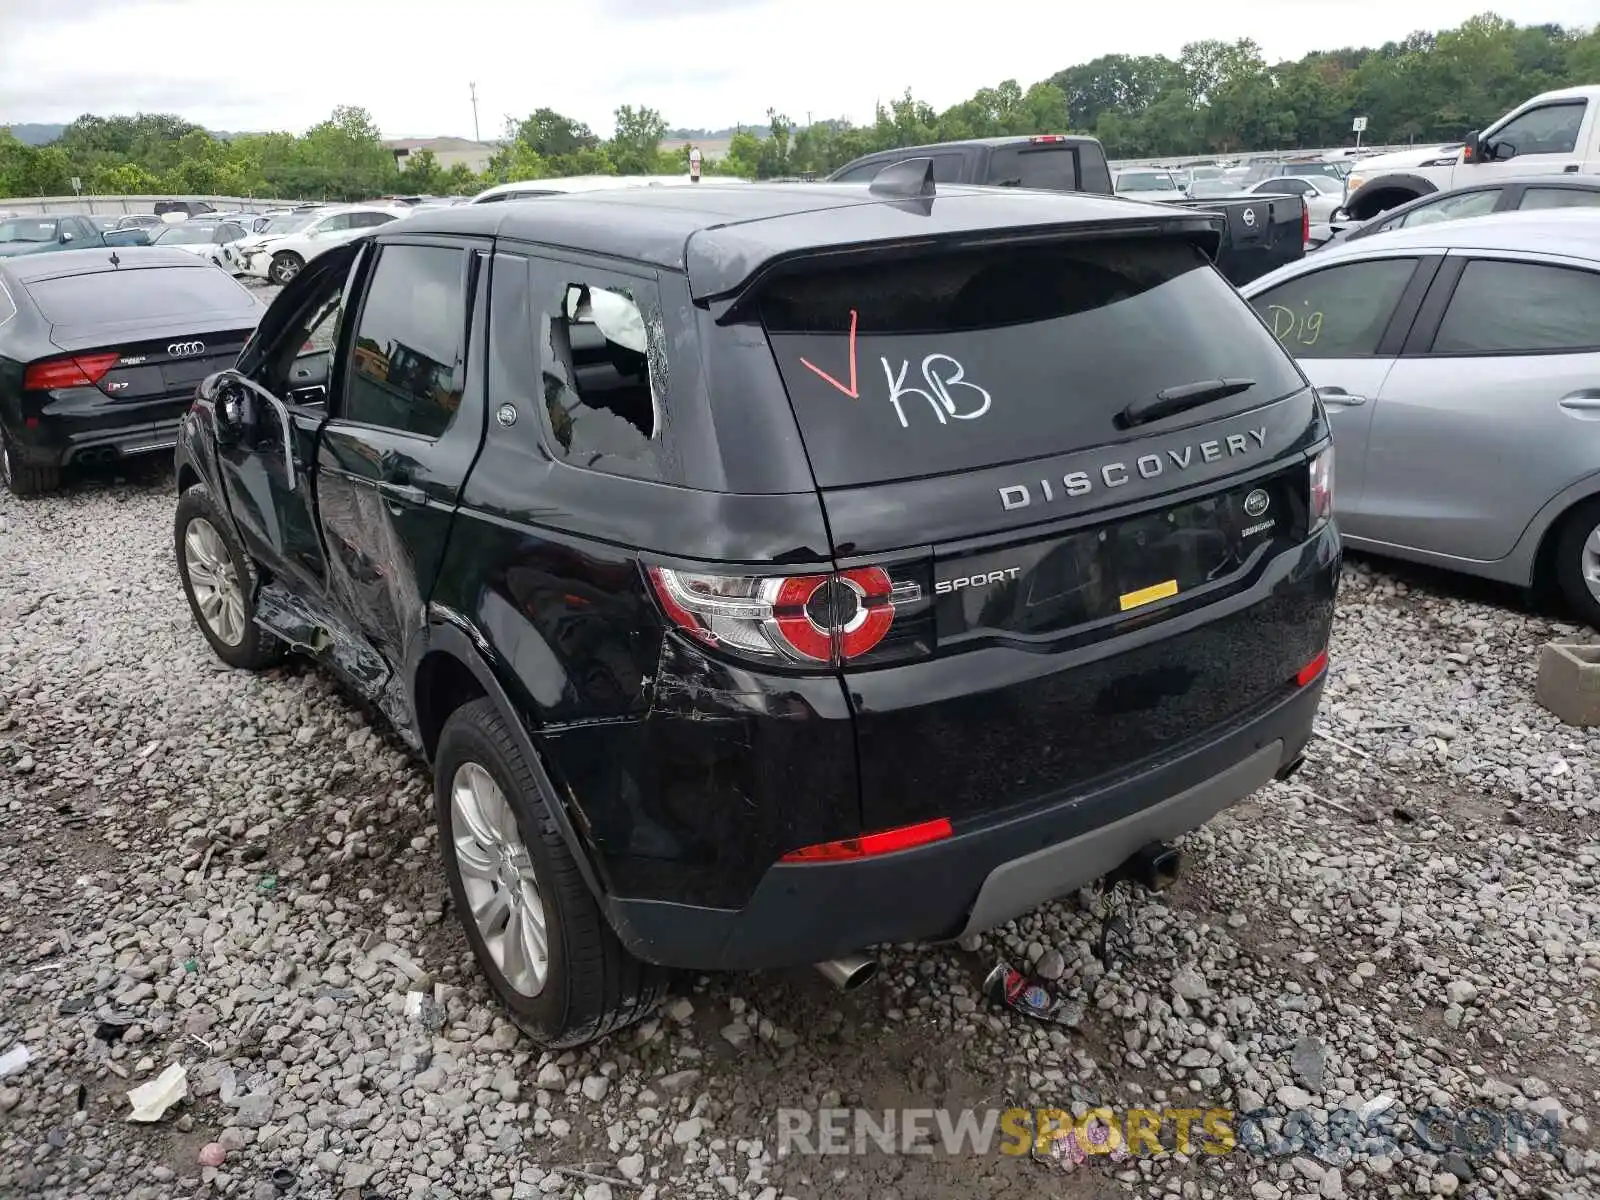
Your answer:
1241,209 -> 1600,623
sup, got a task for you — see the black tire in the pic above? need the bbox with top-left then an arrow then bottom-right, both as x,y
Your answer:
1554,498 -> 1600,629
268,252 -> 303,285
435,697 -> 666,1047
0,429 -> 59,497
174,484 -> 285,670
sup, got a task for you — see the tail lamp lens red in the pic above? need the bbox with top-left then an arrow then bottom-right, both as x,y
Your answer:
1302,201 -> 1311,245
648,564 -> 907,664
780,817 -> 954,863
24,353 -> 120,391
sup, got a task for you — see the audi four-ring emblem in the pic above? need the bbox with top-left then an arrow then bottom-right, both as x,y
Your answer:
167,341 -> 206,357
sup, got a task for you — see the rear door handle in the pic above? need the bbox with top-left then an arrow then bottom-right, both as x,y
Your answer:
378,481 -> 426,506
1315,386 -> 1368,407
1563,164 -> 1581,173
1559,390 -> 1600,412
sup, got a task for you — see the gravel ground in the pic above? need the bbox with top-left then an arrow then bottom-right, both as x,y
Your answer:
2,464 -> 1598,1200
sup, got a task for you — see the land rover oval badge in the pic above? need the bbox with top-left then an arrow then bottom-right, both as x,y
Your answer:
1244,488 -> 1271,518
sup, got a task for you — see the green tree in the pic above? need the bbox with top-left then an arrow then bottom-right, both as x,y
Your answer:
609,104 -> 668,174
398,148 -> 444,193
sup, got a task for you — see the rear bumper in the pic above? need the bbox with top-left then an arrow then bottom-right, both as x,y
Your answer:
605,670 -> 1324,971
4,406 -> 185,467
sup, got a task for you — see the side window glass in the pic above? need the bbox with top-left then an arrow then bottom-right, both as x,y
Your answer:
319,215 -> 350,233
532,259 -> 664,476
1250,258 -> 1419,357
1394,189 -> 1499,228
1433,259 -> 1600,354
1490,102 -> 1585,158
1519,187 -> 1600,212
930,155 -> 967,183
343,245 -> 468,437
259,263 -> 355,403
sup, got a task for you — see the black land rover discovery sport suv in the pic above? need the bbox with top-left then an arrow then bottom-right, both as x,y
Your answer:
173,168 -> 1339,1047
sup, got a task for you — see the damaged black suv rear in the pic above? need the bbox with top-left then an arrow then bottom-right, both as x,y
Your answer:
172,165 -> 1339,1047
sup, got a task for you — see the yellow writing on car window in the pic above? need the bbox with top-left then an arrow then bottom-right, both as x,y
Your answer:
1266,303 -> 1324,349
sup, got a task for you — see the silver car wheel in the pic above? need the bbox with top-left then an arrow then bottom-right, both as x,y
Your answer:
450,761 -> 548,997
1581,523 -> 1600,606
182,517 -> 247,646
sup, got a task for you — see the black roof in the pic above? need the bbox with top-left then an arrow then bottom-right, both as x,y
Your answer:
389,183 -> 1222,300
0,245 -> 205,284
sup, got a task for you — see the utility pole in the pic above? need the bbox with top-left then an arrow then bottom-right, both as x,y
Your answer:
470,82 -> 480,142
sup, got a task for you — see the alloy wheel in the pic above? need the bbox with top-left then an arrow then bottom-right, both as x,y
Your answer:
1580,522 -> 1600,606
182,517 -> 248,646
450,760 -> 548,996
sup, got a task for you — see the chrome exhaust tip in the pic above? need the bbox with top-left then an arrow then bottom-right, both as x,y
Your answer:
814,953 -> 878,992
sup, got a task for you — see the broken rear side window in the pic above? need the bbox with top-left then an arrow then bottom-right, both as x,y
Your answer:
530,258 -> 667,480
759,237 -> 1307,488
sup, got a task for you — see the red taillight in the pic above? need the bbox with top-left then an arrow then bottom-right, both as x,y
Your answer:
1030,134 -> 1068,144
1296,650 -> 1329,687
780,817 -> 954,863
23,353 -> 120,391
647,564 -> 909,665
1302,201 -> 1311,244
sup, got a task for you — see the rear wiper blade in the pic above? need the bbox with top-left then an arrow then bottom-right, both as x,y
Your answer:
1116,378 -> 1255,430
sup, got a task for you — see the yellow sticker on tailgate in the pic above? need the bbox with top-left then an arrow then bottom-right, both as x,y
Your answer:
1119,579 -> 1179,612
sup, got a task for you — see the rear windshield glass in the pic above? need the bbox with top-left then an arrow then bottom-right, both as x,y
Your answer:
27,266 -> 260,325
760,238 -> 1307,488
987,145 -> 1079,190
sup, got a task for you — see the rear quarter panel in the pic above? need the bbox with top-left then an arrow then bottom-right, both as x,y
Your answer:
430,250 -> 858,908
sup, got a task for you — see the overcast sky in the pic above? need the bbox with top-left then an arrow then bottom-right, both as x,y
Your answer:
1,0 -> 1594,139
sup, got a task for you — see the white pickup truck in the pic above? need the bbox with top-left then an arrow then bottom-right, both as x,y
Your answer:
1341,84 -> 1600,221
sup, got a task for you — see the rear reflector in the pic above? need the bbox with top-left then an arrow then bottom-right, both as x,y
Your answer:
1296,650 -> 1329,687
24,353 -> 120,391
780,817 -> 954,863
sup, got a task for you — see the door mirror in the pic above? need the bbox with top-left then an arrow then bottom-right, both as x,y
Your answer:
202,369 -> 298,488
203,370 -> 252,450
1464,131 -> 1481,162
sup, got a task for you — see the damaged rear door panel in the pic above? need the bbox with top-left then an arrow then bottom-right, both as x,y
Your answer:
430,249 -> 859,908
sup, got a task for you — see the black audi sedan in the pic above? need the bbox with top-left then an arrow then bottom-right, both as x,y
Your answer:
0,246 -> 264,495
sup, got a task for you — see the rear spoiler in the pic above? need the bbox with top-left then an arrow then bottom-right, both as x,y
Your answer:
699,210 -> 1225,314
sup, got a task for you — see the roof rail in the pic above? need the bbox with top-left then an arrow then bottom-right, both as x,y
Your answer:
870,157 -> 937,200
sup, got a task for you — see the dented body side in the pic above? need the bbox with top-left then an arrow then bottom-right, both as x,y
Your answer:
429,246 -> 857,908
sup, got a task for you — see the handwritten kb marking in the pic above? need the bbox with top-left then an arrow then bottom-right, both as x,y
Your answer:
882,354 -> 992,429
796,308 -> 994,429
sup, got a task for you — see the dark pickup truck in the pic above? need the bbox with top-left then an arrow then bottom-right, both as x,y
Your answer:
0,213 -> 152,260
828,136 -> 1306,286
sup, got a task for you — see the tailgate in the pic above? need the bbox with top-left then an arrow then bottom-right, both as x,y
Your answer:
48,329 -> 253,402
1177,196 -> 1306,284
757,232 -> 1325,829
